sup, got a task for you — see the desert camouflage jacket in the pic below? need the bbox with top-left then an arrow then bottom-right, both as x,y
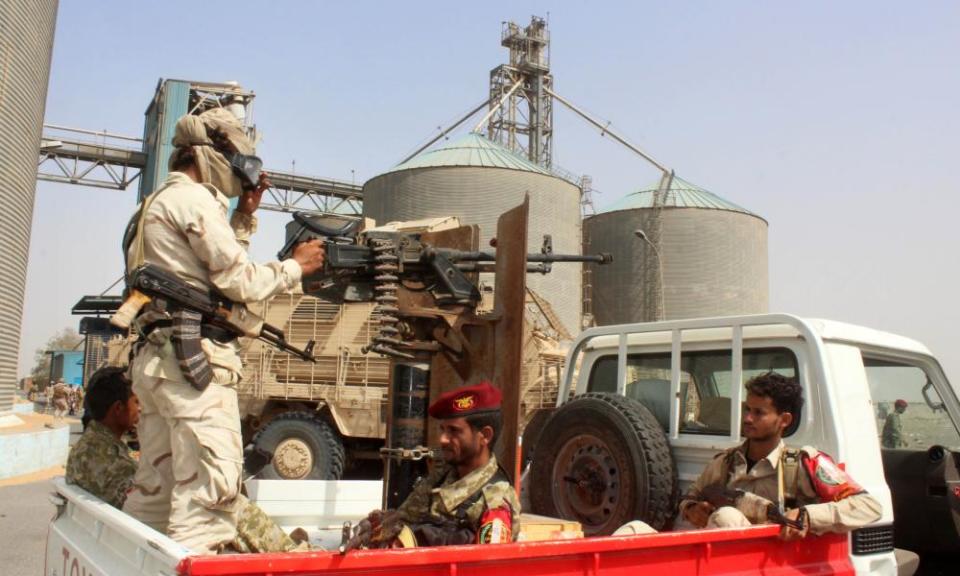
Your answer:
680,440 -> 882,534
397,455 -> 520,545
65,421 -> 137,508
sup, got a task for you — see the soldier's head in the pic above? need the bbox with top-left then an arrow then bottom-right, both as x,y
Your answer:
743,372 -> 804,442
429,382 -> 503,471
895,399 -> 908,413
169,107 -> 261,198
85,367 -> 139,436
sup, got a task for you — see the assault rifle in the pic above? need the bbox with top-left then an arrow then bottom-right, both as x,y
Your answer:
112,263 -> 316,363
699,484 -> 806,531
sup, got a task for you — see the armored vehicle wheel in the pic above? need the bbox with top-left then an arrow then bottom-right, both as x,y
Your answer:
253,412 -> 345,480
529,393 -> 677,535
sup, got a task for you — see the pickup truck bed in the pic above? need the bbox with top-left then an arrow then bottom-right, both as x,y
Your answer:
47,478 -> 866,576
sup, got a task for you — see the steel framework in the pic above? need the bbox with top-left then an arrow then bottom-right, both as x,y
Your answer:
36,125 -> 362,217
486,16 -> 554,168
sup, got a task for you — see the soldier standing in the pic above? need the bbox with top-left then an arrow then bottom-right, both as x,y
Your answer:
882,399 -> 908,448
119,108 -> 325,554
349,382 -> 521,549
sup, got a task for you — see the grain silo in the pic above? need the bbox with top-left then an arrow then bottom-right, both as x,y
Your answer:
362,133 -> 583,335
0,0 -> 59,412
585,176 -> 768,325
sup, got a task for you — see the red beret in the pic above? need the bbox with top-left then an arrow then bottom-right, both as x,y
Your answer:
429,381 -> 502,419
895,399 -> 908,409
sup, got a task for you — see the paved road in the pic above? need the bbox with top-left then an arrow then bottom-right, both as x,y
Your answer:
0,480 -> 56,576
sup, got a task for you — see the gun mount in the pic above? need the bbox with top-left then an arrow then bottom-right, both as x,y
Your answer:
280,209 -> 611,362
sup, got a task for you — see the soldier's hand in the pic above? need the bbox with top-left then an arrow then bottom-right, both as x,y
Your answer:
684,501 -> 715,528
236,173 -> 270,215
379,510 -> 403,542
292,239 -> 326,275
343,518 -> 374,553
778,508 -> 809,541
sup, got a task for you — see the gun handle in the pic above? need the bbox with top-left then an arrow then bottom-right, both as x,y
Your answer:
110,289 -> 152,329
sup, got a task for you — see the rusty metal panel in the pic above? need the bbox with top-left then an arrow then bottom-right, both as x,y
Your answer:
492,198 -> 529,476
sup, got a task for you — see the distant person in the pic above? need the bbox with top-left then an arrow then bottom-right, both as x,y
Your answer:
66,367 -> 305,553
882,399 -> 908,448
679,372 -> 881,540
51,378 -> 70,423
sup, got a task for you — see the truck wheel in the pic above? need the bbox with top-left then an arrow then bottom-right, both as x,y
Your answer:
253,413 -> 345,480
529,392 -> 677,535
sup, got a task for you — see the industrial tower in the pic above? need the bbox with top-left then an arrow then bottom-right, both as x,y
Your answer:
487,16 -> 554,168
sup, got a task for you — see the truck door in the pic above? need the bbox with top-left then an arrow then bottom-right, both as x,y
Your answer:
862,354 -> 960,555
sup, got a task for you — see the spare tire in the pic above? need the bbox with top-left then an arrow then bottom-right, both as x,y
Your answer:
529,392 -> 677,535
253,412 -> 345,480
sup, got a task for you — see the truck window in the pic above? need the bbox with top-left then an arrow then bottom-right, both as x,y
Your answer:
863,356 -> 960,450
587,347 -> 798,435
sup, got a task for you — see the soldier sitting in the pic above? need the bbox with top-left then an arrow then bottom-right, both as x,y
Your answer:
66,367 -> 308,553
679,372 -> 882,540
351,381 -> 521,548
66,367 -> 140,508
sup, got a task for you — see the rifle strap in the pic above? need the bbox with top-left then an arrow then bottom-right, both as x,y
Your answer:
122,178 -> 177,278
780,448 -> 802,508
720,444 -> 802,508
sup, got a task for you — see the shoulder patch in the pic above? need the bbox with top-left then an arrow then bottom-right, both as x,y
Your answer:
481,481 -> 514,510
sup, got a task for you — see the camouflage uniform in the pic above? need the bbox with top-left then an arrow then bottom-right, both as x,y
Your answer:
679,440 -> 882,534
121,169 -> 301,554
397,455 -> 521,546
65,419 -> 302,553
232,494 -> 305,553
882,412 -> 904,448
65,421 -> 137,508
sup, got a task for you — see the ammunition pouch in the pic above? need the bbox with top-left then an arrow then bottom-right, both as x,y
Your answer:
136,299 -> 236,392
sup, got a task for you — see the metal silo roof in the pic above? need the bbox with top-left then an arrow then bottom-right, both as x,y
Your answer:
600,176 -> 756,216
384,132 -> 552,175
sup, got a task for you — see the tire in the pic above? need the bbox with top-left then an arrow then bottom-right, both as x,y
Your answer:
529,392 -> 677,535
253,412 -> 345,480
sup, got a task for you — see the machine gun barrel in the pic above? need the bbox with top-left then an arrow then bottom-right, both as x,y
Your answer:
425,248 -> 613,265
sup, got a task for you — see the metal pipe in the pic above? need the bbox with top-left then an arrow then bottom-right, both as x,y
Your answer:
544,87 -> 671,175
42,124 -> 143,143
397,100 -> 490,166
634,230 -> 666,321
472,78 -> 525,133
383,361 -> 430,509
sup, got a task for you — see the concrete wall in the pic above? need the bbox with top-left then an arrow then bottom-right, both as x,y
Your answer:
0,426 -> 69,480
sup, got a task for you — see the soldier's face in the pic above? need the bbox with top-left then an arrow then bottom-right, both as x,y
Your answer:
742,393 -> 792,441
119,394 -> 141,431
439,417 -> 483,465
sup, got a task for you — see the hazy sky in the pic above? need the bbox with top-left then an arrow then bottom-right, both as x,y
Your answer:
20,2 -> 960,384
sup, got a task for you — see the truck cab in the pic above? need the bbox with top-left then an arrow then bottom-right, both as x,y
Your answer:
528,313 -> 960,574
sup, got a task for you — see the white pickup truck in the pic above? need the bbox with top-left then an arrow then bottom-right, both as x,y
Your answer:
47,314 -> 960,575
